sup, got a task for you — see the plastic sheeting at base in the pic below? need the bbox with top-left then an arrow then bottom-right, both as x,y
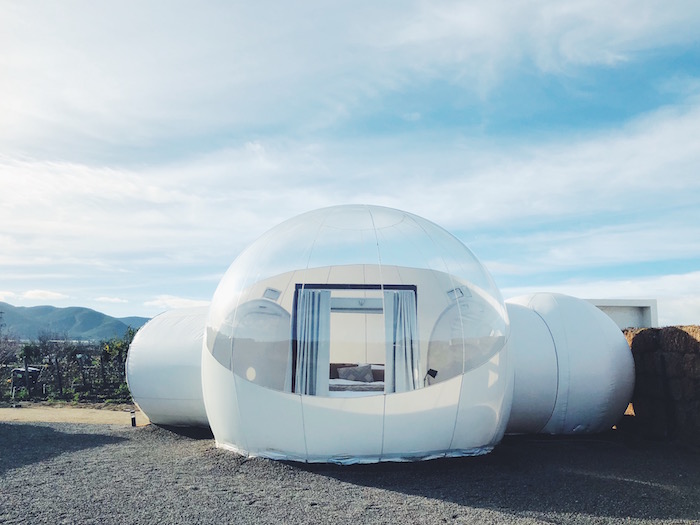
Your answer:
215,440 -> 493,464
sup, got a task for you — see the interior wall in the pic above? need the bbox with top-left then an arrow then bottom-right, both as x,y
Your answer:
222,264 -> 506,392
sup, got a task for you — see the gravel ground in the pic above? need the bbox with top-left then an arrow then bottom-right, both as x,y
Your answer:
1,422 -> 699,525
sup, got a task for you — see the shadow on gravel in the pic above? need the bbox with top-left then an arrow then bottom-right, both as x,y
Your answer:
156,424 -> 214,439
0,422 -> 127,475
296,433 -> 700,522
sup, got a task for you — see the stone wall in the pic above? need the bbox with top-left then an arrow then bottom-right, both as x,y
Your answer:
625,326 -> 700,445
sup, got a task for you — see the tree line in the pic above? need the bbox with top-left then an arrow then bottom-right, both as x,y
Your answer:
0,311 -> 136,404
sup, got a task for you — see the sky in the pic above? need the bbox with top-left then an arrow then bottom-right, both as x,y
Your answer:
1,1 -> 699,326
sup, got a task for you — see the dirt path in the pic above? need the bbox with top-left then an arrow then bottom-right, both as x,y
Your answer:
0,404 -> 150,426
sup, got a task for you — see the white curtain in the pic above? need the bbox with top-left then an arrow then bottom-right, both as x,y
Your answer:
384,289 -> 420,393
294,289 -> 330,395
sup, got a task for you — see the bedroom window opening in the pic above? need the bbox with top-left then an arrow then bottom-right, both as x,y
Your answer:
291,284 -> 420,397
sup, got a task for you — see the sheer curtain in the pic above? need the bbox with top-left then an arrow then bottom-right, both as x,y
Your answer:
384,289 -> 420,393
294,289 -> 330,395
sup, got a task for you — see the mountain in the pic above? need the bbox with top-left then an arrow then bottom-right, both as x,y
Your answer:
0,302 -> 150,341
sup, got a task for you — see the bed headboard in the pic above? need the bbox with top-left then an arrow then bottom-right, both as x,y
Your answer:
329,363 -> 384,382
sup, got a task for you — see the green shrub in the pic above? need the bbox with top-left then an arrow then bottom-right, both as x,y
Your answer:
115,382 -> 131,400
14,387 -> 29,401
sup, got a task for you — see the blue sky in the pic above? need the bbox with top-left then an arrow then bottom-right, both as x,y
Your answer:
1,1 -> 699,325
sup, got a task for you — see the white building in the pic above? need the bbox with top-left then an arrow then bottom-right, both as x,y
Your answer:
588,299 -> 658,329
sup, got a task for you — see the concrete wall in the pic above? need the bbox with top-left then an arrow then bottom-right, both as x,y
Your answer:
589,299 -> 658,329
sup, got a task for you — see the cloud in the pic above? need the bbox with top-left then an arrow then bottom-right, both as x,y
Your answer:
2,91 -> 699,291
144,295 -> 210,312
95,297 -> 128,304
2,1 -> 700,159
22,290 -> 69,301
477,215 -> 700,279
0,291 -> 17,302
390,1 -> 700,73
152,90 -> 700,237
0,154 -> 234,264
502,271 -> 700,326
1,2 -> 699,324
660,296 -> 700,328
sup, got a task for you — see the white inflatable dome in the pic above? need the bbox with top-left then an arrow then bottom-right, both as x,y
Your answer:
505,293 -> 634,434
125,207 -> 636,463
126,306 -> 209,427
202,204 -> 512,463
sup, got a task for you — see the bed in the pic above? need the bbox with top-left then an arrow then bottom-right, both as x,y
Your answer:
328,363 -> 385,397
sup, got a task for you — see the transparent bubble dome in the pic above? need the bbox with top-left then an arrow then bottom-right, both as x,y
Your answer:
205,204 -> 508,396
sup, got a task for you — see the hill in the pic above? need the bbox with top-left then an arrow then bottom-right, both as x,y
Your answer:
0,302 -> 149,341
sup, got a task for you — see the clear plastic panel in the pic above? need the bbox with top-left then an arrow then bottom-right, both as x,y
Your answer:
206,205 -> 508,396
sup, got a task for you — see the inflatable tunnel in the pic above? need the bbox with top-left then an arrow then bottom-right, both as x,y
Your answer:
126,306 -> 209,428
505,293 -> 635,435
